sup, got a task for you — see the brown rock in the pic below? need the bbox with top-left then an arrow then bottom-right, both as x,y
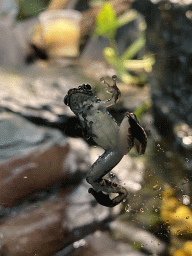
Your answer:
0,114 -> 88,207
0,183 -> 111,256
0,144 -> 69,207
0,196 -> 68,256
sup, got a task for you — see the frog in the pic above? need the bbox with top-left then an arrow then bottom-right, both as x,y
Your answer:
64,75 -> 147,207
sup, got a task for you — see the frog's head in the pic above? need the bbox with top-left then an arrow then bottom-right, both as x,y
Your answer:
64,84 -> 100,114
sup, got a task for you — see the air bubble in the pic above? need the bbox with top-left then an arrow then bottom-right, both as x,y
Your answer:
73,239 -> 86,248
125,204 -> 131,212
109,172 -> 115,178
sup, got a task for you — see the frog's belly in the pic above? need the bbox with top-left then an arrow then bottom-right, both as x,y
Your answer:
87,113 -> 118,150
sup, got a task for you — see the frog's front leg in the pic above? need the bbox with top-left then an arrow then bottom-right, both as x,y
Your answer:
100,75 -> 121,107
86,150 -> 128,207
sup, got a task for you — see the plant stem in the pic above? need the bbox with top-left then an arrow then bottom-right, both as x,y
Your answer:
109,37 -> 119,58
108,36 -> 127,74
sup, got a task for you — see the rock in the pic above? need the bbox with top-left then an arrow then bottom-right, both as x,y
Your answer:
0,112 -> 114,256
0,196 -> 67,256
0,113 -> 89,207
0,236 -> 6,255
0,183 -> 112,256
57,230 -> 147,256
63,137 -> 90,175
0,66 -> 92,138
0,66 -> 78,127
110,220 -> 166,255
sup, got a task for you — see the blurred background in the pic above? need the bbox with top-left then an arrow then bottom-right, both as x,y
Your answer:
0,0 -> 192,255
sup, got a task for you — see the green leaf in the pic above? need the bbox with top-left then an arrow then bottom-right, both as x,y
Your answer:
121,34 -> 146,62
17,0 -> 46,20
103,47 -> 117,65
95,2 -> 118,38
117,10 -> 138,28
134,101 -> 151,120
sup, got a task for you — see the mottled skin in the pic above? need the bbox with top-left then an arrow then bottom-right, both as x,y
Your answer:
64,76 -> 147,207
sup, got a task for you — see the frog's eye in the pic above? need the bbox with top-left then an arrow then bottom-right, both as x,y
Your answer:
83,84 -> 91,90
64,95 -> 69,106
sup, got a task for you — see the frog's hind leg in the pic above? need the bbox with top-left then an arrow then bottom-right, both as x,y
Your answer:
88,184 -> 128,207
86,150 -> 128,207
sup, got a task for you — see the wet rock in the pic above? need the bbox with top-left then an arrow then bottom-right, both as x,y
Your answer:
0,112 -> 114,255
0,66 -> 80,131
0,77 -> 69,124
0,66 -> 96,139
57,230 -> 147,256
63,137 -> 90,175
0,183 -> 112,256
0,113 -> 89,207
0,236 -> 6,255
0,196 -> 67,256
110,220 -> 166,255
64,181 -> 112,231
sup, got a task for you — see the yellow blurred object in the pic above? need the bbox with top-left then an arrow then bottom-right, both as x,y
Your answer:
42,19 -> 80,57
184,241 -> 192,255
160,187 -> 192,255
173,248 -> 186,256
173,241 -> 192,256
170,205 -> 192,236
32,24 -> 44,46
104,47 -> 116,58
124,55 -> 155,73
161,196 -> 180,224
173,206 -> 191,221
32,10 -> 82,58
162,187 -> 175,198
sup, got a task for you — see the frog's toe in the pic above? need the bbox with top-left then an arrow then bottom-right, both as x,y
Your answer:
88,188 -> 127,207
100,75 -> 121,103
88,188 -> 116,207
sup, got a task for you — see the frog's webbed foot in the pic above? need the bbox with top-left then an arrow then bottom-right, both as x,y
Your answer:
100,75 -> 121,106
86,150 -> 127,207
88,181 -> 128,207
88,189 -> 114,207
